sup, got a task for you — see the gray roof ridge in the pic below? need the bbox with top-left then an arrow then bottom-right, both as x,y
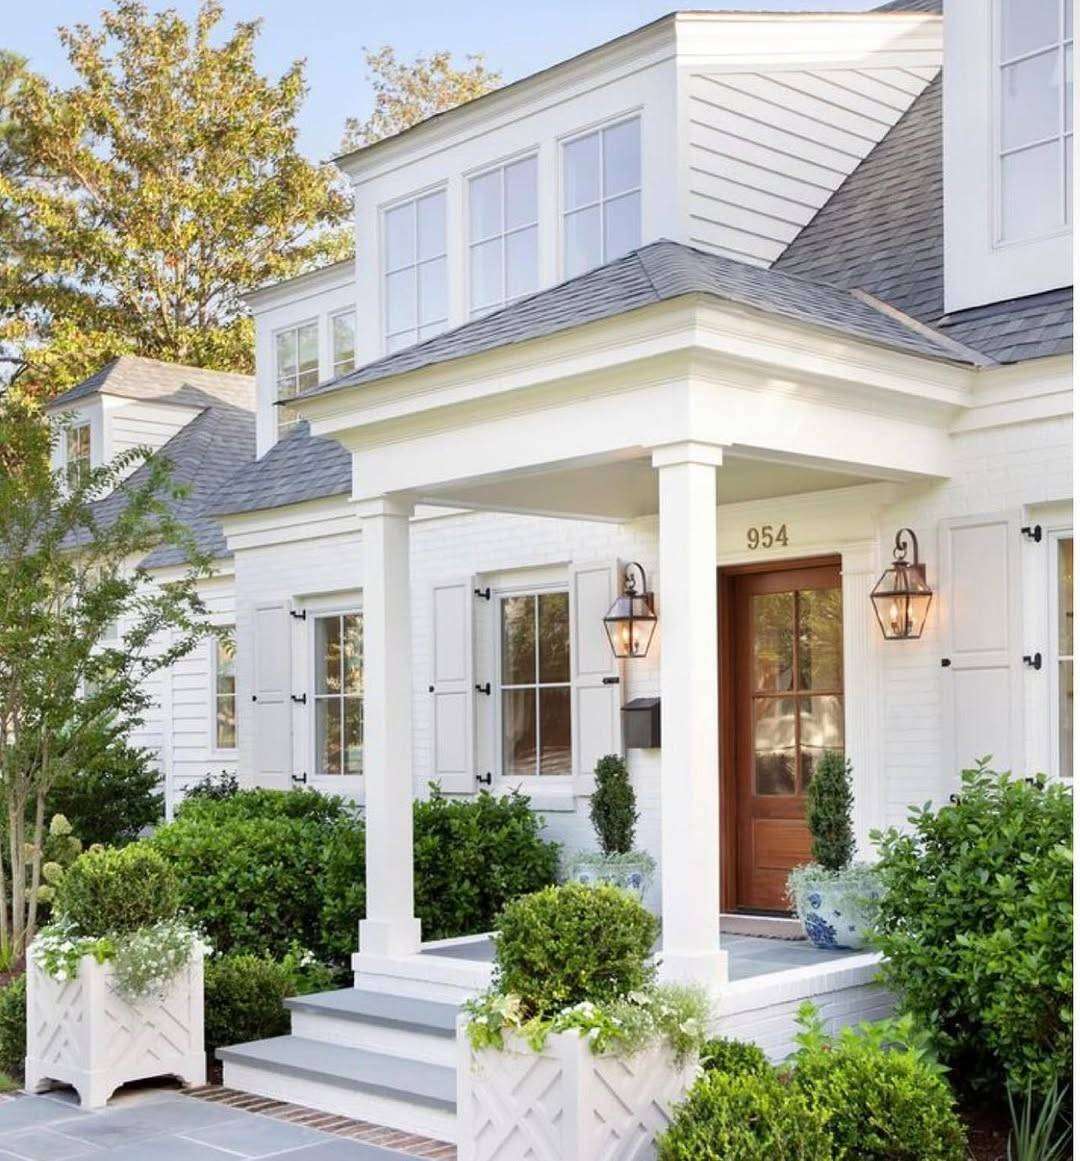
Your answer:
849,288 -> 994,366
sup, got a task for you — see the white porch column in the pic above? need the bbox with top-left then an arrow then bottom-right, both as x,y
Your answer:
651,442 -> 728,989
357,496 -> 422,958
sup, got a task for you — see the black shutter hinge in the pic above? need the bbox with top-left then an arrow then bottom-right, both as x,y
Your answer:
476,771 -> 493,786
602,675 -> 620,685
291,692 -> 307,704
289,608 -> 307,620
1021,525 -> 1043,543
291,771 -> 308,785
940,658 -> 951,667
474,682 -> 491,696
1023,652 -> 1043,670
473,586 -> 491,601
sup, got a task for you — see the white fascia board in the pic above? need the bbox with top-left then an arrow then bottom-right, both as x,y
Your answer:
144,560 -> 235,586
242,260 -> 356,315
219,494 -> 358,553
950,354 -> 1074,433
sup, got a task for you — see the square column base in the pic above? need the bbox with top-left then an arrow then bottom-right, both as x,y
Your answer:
358,916 -> 422,958
658,948 -> 729,996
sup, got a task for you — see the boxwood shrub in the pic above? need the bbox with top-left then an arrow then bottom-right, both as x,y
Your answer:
872,761 -> 1072,1093
700,1036 -> 771,1077
0,976 -> 26,1077
56,845 -> 179,936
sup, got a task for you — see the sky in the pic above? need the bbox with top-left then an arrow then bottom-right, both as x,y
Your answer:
7,0 -> 883,164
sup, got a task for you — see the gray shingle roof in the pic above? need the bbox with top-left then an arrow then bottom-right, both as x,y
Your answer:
48,355 -> 254,411
774,73 -> 1072,364
212,420 -> 351,518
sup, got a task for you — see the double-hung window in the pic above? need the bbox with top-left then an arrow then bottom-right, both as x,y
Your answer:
314,611 -> 363,777
384,190 -> 448,353
469,156 -> 539,316
213,634 -> 237,751
997,0 -> 1073,241
275,321 -> 319,435
331,310 -> 356,377
562,117 -> 641,278
66,423 -> 91,485
1052,533 -> 1073,778
499,591 -> 571,777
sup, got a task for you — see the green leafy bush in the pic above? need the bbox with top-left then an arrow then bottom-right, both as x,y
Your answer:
701,1036 -> 771,1077
657,1069 -> 833,1160
791,1005 -> 966,1161
492,882 -> 657,1019
203,954 -> 291,1056
177,786 -> 348,825
317,817 -> 368,964
806,751 -> 854,872
47,739 -> 162,847
589,754 -> 638,855
0,976 -> 26,1077
872,761 -> 1072,1093
182,770 -> 239,802
55,845 -> 179,936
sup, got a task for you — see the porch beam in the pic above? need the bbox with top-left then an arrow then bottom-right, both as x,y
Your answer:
652,441 -> 729,989
356,495 -> 422,958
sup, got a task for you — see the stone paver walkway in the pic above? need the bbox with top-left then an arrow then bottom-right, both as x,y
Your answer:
0,1086 -> 452,1160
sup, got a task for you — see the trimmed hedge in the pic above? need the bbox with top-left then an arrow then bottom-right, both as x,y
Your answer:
56,845 -> 179,936
0,977 -> 26,1077
701,1037 -> 771,1077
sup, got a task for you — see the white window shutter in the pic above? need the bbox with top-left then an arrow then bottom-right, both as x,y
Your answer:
569,560 -> 623,790
430,577 -> 476,794
940,513 -> 1025,778
252,602 -> 293,785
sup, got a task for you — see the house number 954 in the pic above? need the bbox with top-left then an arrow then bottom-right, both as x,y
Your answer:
746,523 -> 789,550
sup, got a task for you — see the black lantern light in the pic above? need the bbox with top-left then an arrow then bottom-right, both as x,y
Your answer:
603,562 -> 657,659
870,528 -> 933,640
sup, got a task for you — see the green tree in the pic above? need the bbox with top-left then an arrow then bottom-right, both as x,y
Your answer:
0,0 -> 350,395
342,46 -> 500,151
0,388 -> 214,956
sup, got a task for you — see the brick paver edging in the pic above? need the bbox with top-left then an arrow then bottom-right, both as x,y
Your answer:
183,1084 -> 457,1159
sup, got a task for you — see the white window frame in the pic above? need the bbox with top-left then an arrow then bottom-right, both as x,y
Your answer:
273,318 -> 320,436
558,113 -> 642,280
308,604 -> 365,791
467,153 -> 540,318
209,630 -> 238,756
65,421 -> 92,485
993,0 -> 1073,245
381,186 -> 449,354
491,573 -> 573,791
1048,527 -> 1073,779
329,308 -> 357,379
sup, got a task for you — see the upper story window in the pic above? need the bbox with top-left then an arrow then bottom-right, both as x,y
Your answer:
384,190 -> 448,354
275,320 -> 318,435
997,0 -> 1073,242
469,156 -> 539,317
65,423 -> 91,485
562,117 -> 641,278
331,310 -> 356,377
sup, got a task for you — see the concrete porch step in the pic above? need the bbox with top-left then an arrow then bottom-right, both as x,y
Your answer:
218,1034 -> 457,1143
285,987 -> 459,1036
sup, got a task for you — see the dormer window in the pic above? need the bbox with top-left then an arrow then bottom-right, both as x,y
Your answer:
469,156 -> 539,317
275,320 -> 319,435
997,0 -> 1072,242
65,422 -> 91,485
562,117 -> 641,278
384,190 -> 448,353
331,309 -> 356,377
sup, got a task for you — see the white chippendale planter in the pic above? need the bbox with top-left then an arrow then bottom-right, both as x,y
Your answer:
457,1020 -> 697,1161
25,945 -> 205,1109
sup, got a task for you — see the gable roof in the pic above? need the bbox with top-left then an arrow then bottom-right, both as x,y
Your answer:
47,355 -> 254,411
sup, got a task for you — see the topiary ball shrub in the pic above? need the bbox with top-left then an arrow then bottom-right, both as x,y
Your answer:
203,955 -> 292,1057
589,754 -> 638,856
701,1036 -> 772,1077
872,760 -> 1072,1093
657,1069 -> 833,1161
55,845 -> 179,936
492,882 -> 658,1019
0,976 -> 26,1077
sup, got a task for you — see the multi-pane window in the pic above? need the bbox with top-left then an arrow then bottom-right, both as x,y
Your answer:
66,423 -> 91,485
1054,535 -> 1073,778
384,190 -> 448,353
562,118 -> 641,278
499,591 -> 571,777
275,321 -> 319,435
214,635 -> 237,751
331,310 -> 356,378
998,0 -> 1073,241
469,156 -> 539,317
314,612 -> 363,777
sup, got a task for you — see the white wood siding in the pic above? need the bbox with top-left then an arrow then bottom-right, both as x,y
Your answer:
107,399 -> 202,472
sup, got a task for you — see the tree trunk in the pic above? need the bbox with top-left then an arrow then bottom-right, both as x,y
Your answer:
25,788 -> 45,947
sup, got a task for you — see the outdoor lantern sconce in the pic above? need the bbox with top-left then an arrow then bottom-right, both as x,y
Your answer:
870,528 -> 933,640
603,562 -> 657,659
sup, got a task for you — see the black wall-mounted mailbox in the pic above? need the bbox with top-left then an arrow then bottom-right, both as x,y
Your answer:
621,697 -> 661,749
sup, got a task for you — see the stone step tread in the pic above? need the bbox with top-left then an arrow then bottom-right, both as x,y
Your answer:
217,1035 -> 456,1112
285,987 -> 460,1037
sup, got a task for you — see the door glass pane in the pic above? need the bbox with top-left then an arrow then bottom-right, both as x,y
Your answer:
502,689 -> 536,776
1059,660 -> 1073,778
316,616 -> 342,695
603,119 -> 641,197
316,699 -> 342,776
564,205 -> 601,277
564,132 -> 600,210
470,238 -> 503,311
470,170 -> 502,241
603,191 -> 641,261
753,697 -> 796,794
505,156 -> 538,229
506,226 -> 539,300
1002,140 -> 1062,239
417,191 -> 446,260
501,596 -> 536,684
752,592 -> 794,691
797,588 -> 843,690
343,697 -> 363,775
1002,50 -> 1061,150
385,203 -> 414,269
799,695 -> 845,787
1058,537 -> 1073,653
1002,0 -> 1057,59
539,687 -> 571,774
343,613 -> 363,695
537,592 -> 570,683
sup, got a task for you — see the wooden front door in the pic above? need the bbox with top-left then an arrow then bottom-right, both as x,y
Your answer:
726,560 -> 844,912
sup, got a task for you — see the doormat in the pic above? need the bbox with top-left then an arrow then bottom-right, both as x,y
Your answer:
719,915 -> 806,941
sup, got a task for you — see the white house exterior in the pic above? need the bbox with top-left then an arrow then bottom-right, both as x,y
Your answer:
47,0 -> 1072,1137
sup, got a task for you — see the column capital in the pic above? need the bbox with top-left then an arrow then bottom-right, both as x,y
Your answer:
355,494 -> 415,520
650,441 -> 726,470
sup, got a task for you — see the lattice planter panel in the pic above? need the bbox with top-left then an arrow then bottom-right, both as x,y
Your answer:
25,945 -> 205,1109
457,1022 -> 697,1161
